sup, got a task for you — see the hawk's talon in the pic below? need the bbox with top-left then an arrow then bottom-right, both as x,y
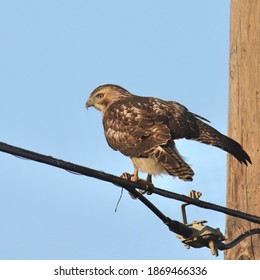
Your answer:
120,172 -> 132,180
129,191 -> 141,199
133,178 -> 154,196
140,181 -> 154,195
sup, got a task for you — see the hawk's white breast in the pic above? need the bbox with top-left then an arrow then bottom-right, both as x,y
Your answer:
131,156 -> 167,176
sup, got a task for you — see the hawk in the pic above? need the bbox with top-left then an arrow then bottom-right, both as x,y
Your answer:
86,84 -> 251,192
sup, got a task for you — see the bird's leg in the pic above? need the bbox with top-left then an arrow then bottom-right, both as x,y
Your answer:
130,167 -> 139,182
145,174 -> 154,195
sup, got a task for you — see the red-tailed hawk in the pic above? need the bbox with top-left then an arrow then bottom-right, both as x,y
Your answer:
86,84 -> 251,192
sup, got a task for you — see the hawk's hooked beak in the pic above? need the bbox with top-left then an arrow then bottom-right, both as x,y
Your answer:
85,99 -> 94,109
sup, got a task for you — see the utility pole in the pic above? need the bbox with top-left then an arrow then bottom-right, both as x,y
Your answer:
225,0 -> 260,259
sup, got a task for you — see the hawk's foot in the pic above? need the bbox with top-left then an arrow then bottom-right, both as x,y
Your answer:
132,174 -> 154,195
120,172 -> 132,181
120,172 -> 154,198
134,178 -> 154,196
120,172 -> 140,199
130,173 -> 154,196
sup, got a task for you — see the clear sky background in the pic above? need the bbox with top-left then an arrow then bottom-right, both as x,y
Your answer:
0,0 -> 231,260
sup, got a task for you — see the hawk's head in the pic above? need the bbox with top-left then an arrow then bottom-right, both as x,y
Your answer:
86,84 -> 132,113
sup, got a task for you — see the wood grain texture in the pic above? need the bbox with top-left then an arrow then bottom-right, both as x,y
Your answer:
225,0 -> 260,260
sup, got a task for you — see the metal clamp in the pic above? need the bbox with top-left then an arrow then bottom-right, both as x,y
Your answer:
176,190 -> 225,256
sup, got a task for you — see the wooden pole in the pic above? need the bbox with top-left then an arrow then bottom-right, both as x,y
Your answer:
225,0 -> 260,260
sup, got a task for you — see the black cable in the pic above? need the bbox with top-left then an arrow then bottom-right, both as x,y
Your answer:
218,228 -> 260,250
0,141 -> 260,226
1,141 -> 260,252
116,185 -> 193,238
152,187 -> 260,225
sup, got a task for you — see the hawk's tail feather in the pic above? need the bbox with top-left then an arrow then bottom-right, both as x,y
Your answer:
193,119 -> 252,165
153,145 -> 194,181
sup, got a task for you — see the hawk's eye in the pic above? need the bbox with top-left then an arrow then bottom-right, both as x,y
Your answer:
96,93 -> 104,99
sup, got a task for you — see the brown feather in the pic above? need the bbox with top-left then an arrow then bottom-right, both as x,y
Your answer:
152,144 -> 194,181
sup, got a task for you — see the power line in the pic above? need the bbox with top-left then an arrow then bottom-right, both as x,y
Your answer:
218,228 -> 260,251
0,141 -> 259,225
0,140 -> 260,256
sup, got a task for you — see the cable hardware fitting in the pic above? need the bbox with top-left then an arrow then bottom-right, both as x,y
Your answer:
176,190 -> 225,256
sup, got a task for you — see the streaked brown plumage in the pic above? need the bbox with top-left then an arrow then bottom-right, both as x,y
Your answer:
86,84 -> 251,186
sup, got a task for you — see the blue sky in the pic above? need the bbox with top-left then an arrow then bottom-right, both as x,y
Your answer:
0,0 -> 230,259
